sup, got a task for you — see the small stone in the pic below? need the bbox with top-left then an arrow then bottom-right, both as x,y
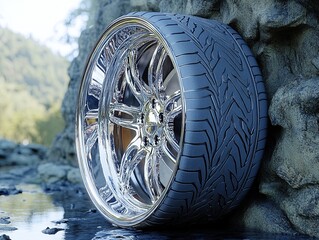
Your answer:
0,234 -> 11,240
52,219 -> 69,224
17,143 -> 47,158
0,140 -> 17,152
8,166 -> 33,177
0,226 -> 17,232
6,153 -> 40,166
16,146 -> 33,155
38,163 -> 71,184
0,186 -> 22,196
41,227 -> 64,235
87,208 -> 97,213
0,140 -> 17,164
0,217 -> 10,224
67,168 -> 82,184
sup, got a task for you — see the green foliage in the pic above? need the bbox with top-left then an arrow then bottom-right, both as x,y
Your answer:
35,104 -> 65,146
0,28 -> 69,146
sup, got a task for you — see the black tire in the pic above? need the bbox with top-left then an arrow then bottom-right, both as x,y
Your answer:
76,12 -> 267,228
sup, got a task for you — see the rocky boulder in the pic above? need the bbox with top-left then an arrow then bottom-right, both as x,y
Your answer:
0,139 -> 47,167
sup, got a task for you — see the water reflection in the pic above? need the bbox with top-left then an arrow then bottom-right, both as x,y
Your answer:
0,183 -> 314,240
0,184 -> 66,240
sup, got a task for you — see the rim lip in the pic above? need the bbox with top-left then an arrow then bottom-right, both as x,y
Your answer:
75,15 -> 186,227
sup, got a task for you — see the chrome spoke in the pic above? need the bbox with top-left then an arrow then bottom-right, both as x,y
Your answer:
160,140 -> 176,164
84,109 -> 99,156
85,108 -> 98,121
164,91 -> 182,153
125,50 -> 151,102
148,43 -> 167,102
167,104 -> 182,119
158,144 -> 175,187
109,102 -> 140,131
88,78 -> 102,100
164,127 -> 180,153
144,149 -> 162,202
119,138 -> 146,193
164,90 -> 181,114
163,69 -> 178,91
84,122 -> 98,158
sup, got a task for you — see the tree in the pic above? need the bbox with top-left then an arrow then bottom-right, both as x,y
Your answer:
0,28 -> 69,145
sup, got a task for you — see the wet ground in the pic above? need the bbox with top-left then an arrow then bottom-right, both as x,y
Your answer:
0,167 -> 315,240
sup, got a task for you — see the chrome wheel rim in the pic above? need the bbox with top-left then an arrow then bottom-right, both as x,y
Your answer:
76,19 -> 183,226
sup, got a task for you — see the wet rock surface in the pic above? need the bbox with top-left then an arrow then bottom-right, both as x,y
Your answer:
0,234 -> 11,240
0,139 -> 47,167
42,227 -> 65,235
261,78 -> 319,237
0,218 -> 10,225
38,162 -> 81,184
0,186 -> 22,196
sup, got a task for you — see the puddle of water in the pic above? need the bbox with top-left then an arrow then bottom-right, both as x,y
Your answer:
0,184 -> 66,240
0,183 -> 314,240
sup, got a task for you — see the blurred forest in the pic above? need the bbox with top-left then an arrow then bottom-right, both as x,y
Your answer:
0,27 -> 69,146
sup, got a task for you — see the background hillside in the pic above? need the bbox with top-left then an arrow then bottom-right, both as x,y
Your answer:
0,27 -> 69,145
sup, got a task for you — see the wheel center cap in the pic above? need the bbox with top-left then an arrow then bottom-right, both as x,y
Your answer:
144,108 -> 159,135
142,99 -> 164,146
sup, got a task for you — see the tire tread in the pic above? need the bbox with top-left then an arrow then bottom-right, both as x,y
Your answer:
127,12 -> 267,227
